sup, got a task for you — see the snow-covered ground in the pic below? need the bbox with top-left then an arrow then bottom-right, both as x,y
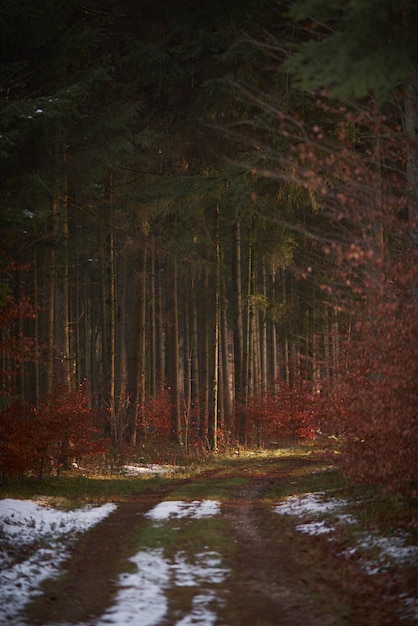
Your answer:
121,463 -> 181,476
0,498 -> 116,625
0,495 -> 227,626
1,488 -> 417,625
274,492 -> 418,620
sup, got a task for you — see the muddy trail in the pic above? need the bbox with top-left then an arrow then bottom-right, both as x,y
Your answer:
24,458 -> 413,626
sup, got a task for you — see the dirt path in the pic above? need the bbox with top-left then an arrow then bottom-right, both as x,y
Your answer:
219,465 -> 402,626
24,460 -> 413,626
25,484 -> 177,625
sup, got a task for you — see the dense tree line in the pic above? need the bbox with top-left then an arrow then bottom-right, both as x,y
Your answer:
1,1 -> 417,491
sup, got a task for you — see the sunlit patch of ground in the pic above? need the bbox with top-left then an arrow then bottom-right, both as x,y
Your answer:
121,463 -> 181,476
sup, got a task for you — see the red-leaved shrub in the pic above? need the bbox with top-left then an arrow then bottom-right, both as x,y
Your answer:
322,261 -> 418,495
238,380 -> 318,446
0,385 -> 104,478
139,388 -> 173,440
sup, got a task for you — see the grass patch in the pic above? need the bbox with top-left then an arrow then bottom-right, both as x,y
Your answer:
139,515 -> 233,559
263,458 -> 418,563
339,484 -> 418,539
0,473 -> 171,507
274,465 -> 345,498
171,475 -> 247,501
0,444 -> 318,507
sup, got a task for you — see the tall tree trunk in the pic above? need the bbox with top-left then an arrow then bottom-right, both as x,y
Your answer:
54,140 -> 71,387
149,243 -> 157,397
33,251 -> 40,404
15,268 -> 25,403
183,281 -> 191,449
231,222 -> 243,399
260,259 -> 268,397
208,205 -> 220,451
61,176 -> 70,387
156,256 -> 166,391
323,305 -> 331,382
168,259 -> 182,443
47,196 -> 57,395
199,273 -> 209,443
221,301 -> 233,425
190,277 -> 200,435
99,220 -> 110,406
243,239 -> 253,400
125,239 -> 147,447
108,172 -> 117,441
281,270 -> 290,385
270,270 -> 279,393
136,243 -> 147,444
115,247 -> 127,427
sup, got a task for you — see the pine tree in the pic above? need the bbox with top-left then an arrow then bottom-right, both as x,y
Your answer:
285,0 -> 418,103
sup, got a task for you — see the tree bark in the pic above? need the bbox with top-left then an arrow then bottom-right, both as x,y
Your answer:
168,259 -> 182,443
208,205 -> 220,451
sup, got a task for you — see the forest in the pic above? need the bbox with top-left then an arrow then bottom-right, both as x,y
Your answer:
1,0 -> 417,493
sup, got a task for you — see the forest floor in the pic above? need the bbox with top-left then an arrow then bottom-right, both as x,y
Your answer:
1,451 -> 418,626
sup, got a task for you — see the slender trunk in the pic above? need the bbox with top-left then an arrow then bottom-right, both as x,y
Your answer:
47,197 -> 57,395
199,274 -> 209,442
115,248 -> 127,425
208,205 -> 220,451
284,336 -> 290,385
221,302 -> 233,424
125,238 -> 147,447
281,270 -> 290,385
108,172 -> 116,434
135,243 -> 147,444
244,239 -> 252,400
99,221 -> 109,404
53,139 -> 71,387
312,308 -> 320,393
183,281 -> 191,449
168,260 -> 182,443
323,305 -> 331,382
231,222 -> 243,398
61,175 -> 71,387
16,269 -> 25,403
271,270 -> 279,393
260,260 -> 268,397
157,258 -> 165,390
190,277 -> 200,433
83,276 -> 92,398
33,251 -> 40,404
332,309 -> 340,381
149,244 -> 157,397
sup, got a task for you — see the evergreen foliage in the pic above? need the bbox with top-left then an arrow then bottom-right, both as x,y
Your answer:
0,0 -> 416,493
285,0 -> 418,102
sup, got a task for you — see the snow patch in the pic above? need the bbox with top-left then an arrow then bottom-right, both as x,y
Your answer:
274,491 -> 418,620
0,497 -> 115,544
274,492 -> 348,517
121,463 -> 180,475
296,520 -> 333,536
0,497 -> 225,626
81,548 -> 229,626
145,499 -> 221,521
0,498 -> 116,625
359,533 -> 418,564
94,550 -> 169,626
